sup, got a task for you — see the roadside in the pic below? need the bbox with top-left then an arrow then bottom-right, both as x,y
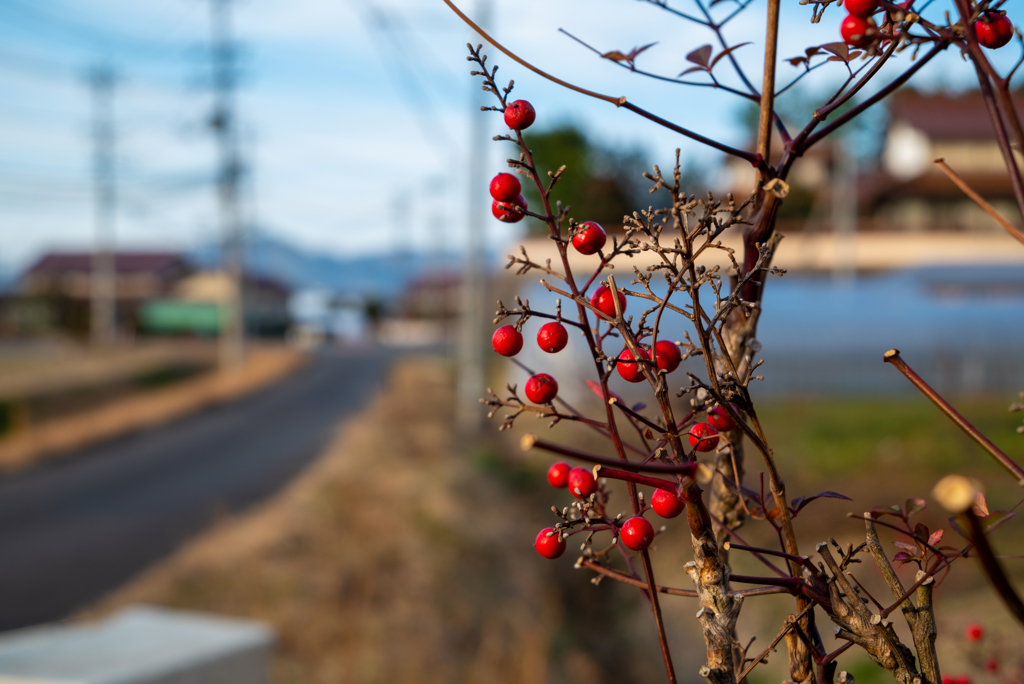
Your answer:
80,357 -> 672,684
0,344 -> 306,474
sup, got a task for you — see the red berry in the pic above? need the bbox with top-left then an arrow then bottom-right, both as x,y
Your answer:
504,100 -> 536,131
547,462 -> 570,488
844,0 -> 878,17
489,173 -> 522,202
985,658 -> 999,673
654,340 -> 681,373
965,623 -> 984,641
976,12 -> 1014,50
492,194 -> 528,223
689,422 -> 720,452
620,516 -> 655,551
567,467 -> 596,499
571,221 -> 607,255
708,405 -> 737,431
954,677 -> 972,684
535,527 -> 566,559
590,285 -> 626,318
651,488 -> 685,518
524,373 -> 558,404
941,676 -> 953,684
617,347 -> 649,383
491,325 -> 523,357
841,14 -> 878,48
537,322 -> 568,353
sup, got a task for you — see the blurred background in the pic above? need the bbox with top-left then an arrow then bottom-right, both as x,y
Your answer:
0,0 -> 1022,683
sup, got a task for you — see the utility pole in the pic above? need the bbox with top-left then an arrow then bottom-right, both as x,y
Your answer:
209,0 -> 245,368
832,139 -> 858,280
89,65 -> 117,347
455,0 -> 493,436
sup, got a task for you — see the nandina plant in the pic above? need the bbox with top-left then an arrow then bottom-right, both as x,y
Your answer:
451,1 -> 1024,682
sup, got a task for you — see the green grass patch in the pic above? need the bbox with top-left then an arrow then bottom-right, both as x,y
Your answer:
756,396 -> 1022,480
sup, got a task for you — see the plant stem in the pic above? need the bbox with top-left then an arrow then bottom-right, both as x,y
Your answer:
883,350 -> 1024,485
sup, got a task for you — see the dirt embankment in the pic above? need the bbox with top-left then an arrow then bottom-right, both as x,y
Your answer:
0,345 -> 305,474
83,359 -> 682,684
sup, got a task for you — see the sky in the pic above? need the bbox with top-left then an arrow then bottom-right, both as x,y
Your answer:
1,0 -> 1021,274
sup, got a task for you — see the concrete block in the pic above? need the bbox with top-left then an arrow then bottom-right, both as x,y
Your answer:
0,606 -> 274,684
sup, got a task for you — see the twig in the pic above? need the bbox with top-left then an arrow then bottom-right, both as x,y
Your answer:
935,159 -> 1024,246
883,350 -> 1024,485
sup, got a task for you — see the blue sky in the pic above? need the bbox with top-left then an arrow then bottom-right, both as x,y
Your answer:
0,0 -> 1019,273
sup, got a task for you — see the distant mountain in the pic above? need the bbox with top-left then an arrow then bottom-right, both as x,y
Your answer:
189,232 -> 466,301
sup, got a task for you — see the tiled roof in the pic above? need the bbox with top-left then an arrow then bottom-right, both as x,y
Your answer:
891,90 -> 1024,141
24,252 -> 189,276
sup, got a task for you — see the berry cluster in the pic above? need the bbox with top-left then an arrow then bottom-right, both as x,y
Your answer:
839,2 -> 1014,51
531,400 -> 738,560
840,0 -> 880,48
535,460 -> 677,559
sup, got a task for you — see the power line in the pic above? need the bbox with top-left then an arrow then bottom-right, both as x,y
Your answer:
0,0 -> 198,61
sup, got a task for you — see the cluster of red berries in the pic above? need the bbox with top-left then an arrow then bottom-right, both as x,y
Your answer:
839,0 -> 880,48
492,319 -> 569,405
616,340 -> 681,383
533,407 -> 741,559
687,405 -> 737,452
535,461 -> 665,558
492,321 -> 569,358
840,2 -> 1013,51
492,100 -> 535,223
489,99 -> 536,223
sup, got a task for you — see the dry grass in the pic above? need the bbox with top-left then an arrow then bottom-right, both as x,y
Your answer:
0,345 -> 305,473
81,358 -> 643,684
75,356 -> 1024,684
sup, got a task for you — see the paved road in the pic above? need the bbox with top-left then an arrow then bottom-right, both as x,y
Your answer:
0,347 -> 396,631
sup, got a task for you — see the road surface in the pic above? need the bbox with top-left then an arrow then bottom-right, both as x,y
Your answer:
0,347 -> 396,631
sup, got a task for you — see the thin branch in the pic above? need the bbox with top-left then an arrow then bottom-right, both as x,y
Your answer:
965,508 -> 1024,628
935,158 -> 1024,246
756,0 -> 781,168
884,350 -> 1024,485
521,434 -> 700,474
442,0 -> 760,164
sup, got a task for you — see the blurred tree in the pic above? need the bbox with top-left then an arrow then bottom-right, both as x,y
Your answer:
519,124 -> 655,234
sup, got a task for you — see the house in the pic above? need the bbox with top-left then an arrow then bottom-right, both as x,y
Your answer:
864,89 -> 1024,232
139,271 -> 291,338
17,252 -> 192,335
723,88 -> 1024,235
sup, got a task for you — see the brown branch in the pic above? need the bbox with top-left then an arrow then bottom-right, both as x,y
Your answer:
521,434 -> 699,474
883,350 -> 1024,485
441,0 -> 761,166
735,603 -> 816,683
935,159 -> 1024,246
577,558 -> 789,598
965,508 -> 1024,628
792,40 -> 947,168
640,549 -> 678,684
756,0 -> 780,171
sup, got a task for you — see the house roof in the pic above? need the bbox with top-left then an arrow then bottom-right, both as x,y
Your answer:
23,252 -> 190,277
891,90 -> 1024,141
